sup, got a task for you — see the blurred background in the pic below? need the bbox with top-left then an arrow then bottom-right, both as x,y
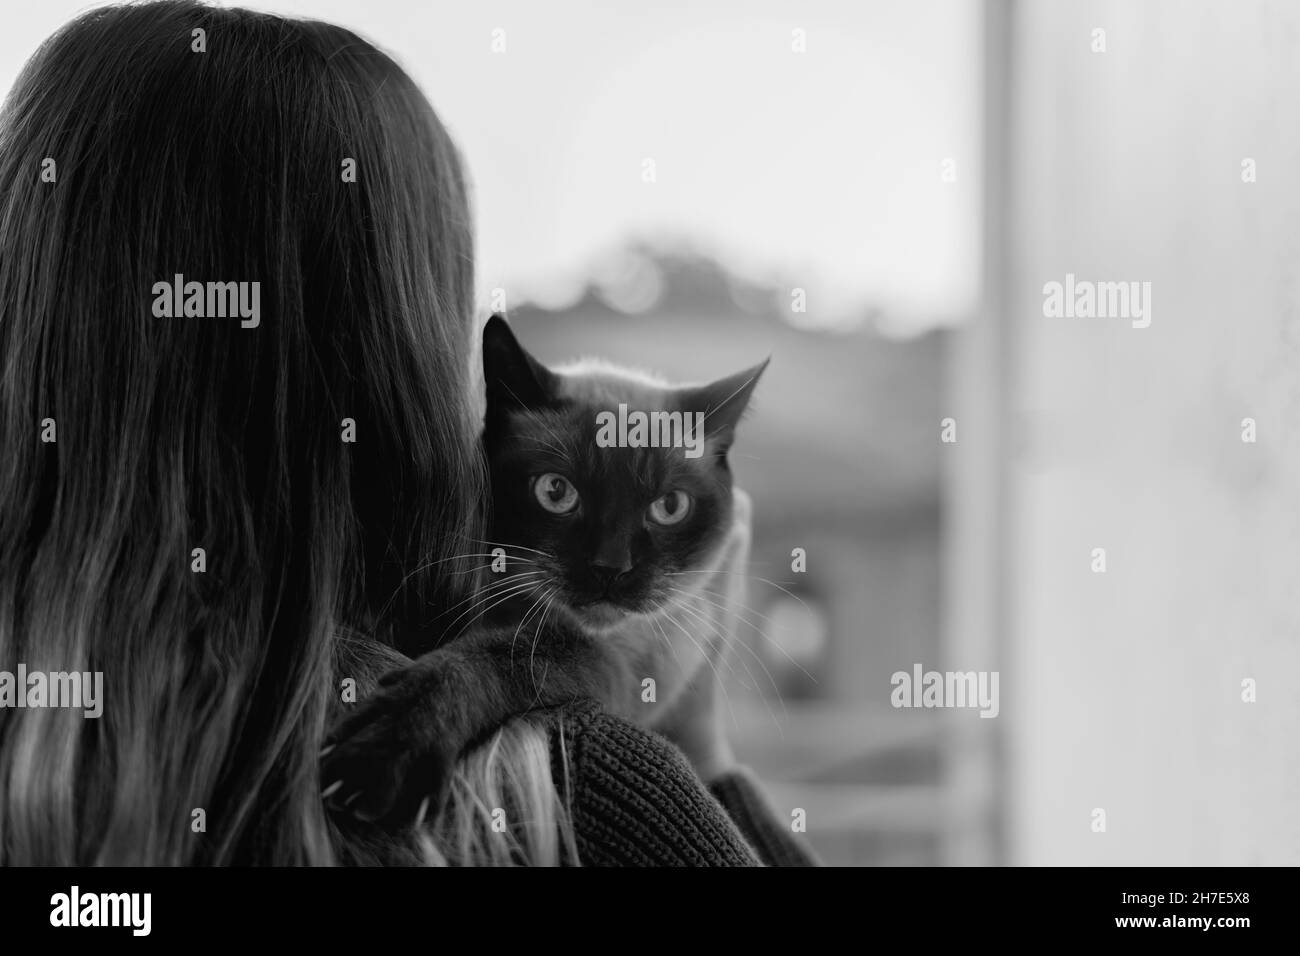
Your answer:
5,0 -> 1297,865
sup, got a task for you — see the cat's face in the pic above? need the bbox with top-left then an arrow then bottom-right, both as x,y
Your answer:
479,315 -> 766,634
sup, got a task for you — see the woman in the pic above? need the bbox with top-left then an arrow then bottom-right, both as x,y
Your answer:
0,1 -> 815,866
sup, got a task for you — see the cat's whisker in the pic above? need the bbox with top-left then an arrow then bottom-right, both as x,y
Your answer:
436,584 -> 542,644
508,585 -> 553,665
664,596 -> 750,699
447,557 -> 541,577
433,570 -> 546,620
524,416 -> 576,467
664,572 -> 822,677
667,584 -> 797,696
740,575 -> 818,617
676,590 -> 795,702
443,552 -> 539,564
410,551 -> 538,580
666,591 -> 787,732
508,584 -> 554,669
672,585 -> 819,685
473,539 -> 555,560
495,380 -> 575,461
660,600 -> 742,732
527,588 -> 563,689
704,451 -> 761,460
663,566 -> 784,578
376,551 -> 542,619
519,438 -> 572,462
661,593 -> 751,685
673,583 -> 781,628
377,552 -> 485,619
447,581 -> 546,646
647,614 -> 680,664
443,577 -> 548,640
660,595 -> 751,690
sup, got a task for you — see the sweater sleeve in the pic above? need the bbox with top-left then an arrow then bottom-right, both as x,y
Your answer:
551,702 -> 759,866
707,766 -> 821,866
549,701 -> 817,866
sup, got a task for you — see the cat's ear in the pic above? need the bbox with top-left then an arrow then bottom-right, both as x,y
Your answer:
482,314 -> 556,411
686,357 -> 769,444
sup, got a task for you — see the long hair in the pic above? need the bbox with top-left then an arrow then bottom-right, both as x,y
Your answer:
0,1 -> 564,864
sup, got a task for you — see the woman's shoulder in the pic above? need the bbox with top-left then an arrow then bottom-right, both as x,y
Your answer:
543,699 -> 761,867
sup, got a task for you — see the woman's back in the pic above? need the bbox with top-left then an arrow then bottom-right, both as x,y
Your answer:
0,1 -> 481,865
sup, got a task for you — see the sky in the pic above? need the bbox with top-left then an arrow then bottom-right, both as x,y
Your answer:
0,0 -> 981,332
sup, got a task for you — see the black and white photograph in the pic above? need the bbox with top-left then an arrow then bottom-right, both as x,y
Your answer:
0,0 -> 1291,933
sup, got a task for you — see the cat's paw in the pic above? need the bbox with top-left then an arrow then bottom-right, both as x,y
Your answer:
320,664 -> 456,829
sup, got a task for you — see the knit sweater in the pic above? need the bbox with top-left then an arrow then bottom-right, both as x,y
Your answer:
547,699 -> 819,867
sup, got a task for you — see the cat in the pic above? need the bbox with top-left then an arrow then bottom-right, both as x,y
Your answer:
321,314 -> 767,825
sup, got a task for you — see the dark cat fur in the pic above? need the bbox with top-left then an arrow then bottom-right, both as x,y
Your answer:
321,315 -> 766,826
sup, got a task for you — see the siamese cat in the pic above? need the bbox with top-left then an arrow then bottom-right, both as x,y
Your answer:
322,314 -> 766,825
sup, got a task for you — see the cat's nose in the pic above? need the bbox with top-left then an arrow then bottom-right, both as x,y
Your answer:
589,562 -> 630,593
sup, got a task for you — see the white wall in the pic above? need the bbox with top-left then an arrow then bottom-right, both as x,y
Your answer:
999,0 -> 1300,864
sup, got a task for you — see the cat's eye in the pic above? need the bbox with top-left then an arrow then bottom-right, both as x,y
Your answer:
532,473 -> 579,515
647,490 -> 692,526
